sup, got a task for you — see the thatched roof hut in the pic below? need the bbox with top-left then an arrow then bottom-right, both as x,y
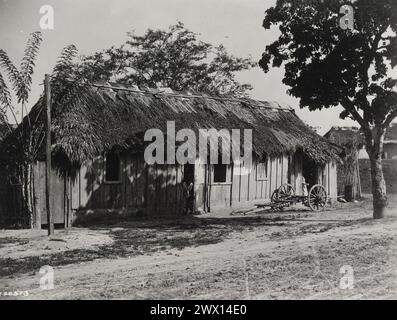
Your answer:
324,126 -> 364,149
324,126 -> 363,200
4,82 -> 341,168
0,83 -> 342,227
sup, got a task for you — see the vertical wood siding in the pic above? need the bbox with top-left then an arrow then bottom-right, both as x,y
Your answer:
69,153 -> 185,216
29,151 -> 338,223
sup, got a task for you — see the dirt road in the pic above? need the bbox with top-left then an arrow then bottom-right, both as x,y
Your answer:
1,195 -> 396,299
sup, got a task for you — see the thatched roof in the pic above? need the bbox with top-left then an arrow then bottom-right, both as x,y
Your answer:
1,83 -> 342,168
324,126 -> 365,149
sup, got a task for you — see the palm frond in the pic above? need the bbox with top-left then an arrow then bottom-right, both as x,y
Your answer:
0,71 -> 12,110
52,44 -> 78,77
50,44 -> 89,116
0,71 -> 18,126
18,31 -> 43,104
0,49 -> 22,95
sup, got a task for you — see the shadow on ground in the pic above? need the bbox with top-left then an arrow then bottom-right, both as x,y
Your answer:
0,196 -> 395,278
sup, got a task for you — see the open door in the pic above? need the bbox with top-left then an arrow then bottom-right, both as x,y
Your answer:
183,164 -> 195,214
302,154 -> 318,188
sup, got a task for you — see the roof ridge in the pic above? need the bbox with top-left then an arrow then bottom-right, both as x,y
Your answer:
88,82 -> 294,111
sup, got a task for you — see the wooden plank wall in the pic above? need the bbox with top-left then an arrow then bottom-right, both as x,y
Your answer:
33,161 -> 66,225
31,151 -> 338,221
194,158 -> 207,212
211,154 -> 291,209
208,163 -> 233,209
327,161 -> 338,200
292,152 -> 304,195
69,153 -> 185,216
313,160 -> 338,201
208,152 -> 339,210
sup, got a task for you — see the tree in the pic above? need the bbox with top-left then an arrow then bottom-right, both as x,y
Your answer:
259,0 -> 397,219
0,31 -> 42,227
0,37 -> 84,228
78,22 -> 256,97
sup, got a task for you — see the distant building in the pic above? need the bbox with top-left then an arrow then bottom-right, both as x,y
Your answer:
384,123 -> 397,160
356,123 -> 397,160
324,126 -> 364,200
325,124 -> 397,199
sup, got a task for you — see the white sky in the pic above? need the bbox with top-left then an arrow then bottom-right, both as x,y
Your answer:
0,0 -> 367,134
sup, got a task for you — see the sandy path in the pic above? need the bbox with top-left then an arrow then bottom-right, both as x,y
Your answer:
1,213 -> 396,299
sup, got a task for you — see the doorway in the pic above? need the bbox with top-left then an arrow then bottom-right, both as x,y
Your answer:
183,164 -> 195,185
302,154 -> 318,187
183,164 -> 195,214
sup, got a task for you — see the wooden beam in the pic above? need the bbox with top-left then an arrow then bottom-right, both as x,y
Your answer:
44,74 -> 54,235
229,163 -> 234,207
356,154 -> 362,198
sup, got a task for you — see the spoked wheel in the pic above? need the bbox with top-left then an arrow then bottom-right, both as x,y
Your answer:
275,184 -> 295,202
270,189 -> 278,203
308,184 -> 327,211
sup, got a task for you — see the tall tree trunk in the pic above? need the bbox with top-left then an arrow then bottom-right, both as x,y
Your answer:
21,130 -> 34,228
365,127 -> 387,219
21,162 -> 33,227
368,154 -> 387,219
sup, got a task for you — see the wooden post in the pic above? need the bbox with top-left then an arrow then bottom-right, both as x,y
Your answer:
45,74 -> 54,235
356,153 -> 362,198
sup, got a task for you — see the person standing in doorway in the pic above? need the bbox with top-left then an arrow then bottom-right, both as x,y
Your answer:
183,164 -> 195,214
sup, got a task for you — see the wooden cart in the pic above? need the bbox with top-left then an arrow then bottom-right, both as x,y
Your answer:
233,183 -> 328,215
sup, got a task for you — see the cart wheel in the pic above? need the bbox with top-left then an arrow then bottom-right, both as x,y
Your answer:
276,183 -> 295,201
308,184 -> 327,211
270,189 -> 278,203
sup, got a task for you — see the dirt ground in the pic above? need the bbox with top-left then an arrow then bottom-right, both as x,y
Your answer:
0,195 -> 396,300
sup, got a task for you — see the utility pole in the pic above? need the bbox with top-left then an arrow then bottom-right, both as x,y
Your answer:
44,74 -> 54,235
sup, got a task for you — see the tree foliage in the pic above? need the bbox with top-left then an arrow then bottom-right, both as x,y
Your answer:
50,44 -> 86,111
260,0 -> 396,135
0,72 -> 12,127
77,22 -> 256,96
0,31 -> 43,127
260,0 -> 397,218
0,31 -> 43,227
